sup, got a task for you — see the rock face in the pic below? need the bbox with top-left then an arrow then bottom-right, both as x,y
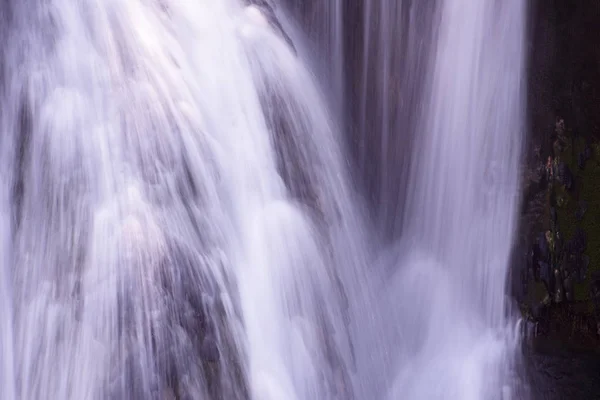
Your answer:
512,0 -> 600,353
516,118 -> 600,352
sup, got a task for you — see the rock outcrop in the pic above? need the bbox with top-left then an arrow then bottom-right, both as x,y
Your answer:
517,119 -> 600,352
513,0 -> 600,354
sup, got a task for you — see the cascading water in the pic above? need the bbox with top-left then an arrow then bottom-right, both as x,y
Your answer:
384,0 -> 527,398
343,0 -> 527,399
0,1 -> 363,399
354,0 -> 434,237
1,0 -> 529,399
292,0 -> 528,399
282,0 -> 345,120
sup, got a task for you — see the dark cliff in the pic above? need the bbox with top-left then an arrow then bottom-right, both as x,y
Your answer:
516,0 -> 600,354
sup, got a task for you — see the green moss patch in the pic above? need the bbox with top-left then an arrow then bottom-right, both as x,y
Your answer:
553,134 -> 600,303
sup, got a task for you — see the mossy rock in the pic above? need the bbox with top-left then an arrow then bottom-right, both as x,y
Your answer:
518,123 -> 600,350
553,134 -> 600,303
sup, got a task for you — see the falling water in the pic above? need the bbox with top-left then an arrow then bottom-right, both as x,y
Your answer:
389,0 -> 526,398
281,0 -> 344,119
293,0 -> 528,399
348,0 -> 526,399
0,1 -> 363,399
1,0 -> 528,399
353,0 -> 435,237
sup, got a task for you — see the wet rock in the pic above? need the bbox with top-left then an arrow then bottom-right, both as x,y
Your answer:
527,244 -> 540,288
258,81 -> 327,223
575,200 -> 588,221
545,230 -> 555,254
554,268 -> 564,303
582,254 -> 590,274
590,278 -> 600,318
538,232 -> 550,262
553,140 -> 563,157
572,227 -> 587,254
533,144 -> 542,160
578,254 -> 590,282
564,274 -> 574,301
539,261 -> 553,293
531,295 -> 551,322
529,243 -> 540,271
530,303 -> 543,321
554,231 -> 563,256
557,162 -> 574,190
584,145 -> 592,161
555,118 -> 566,139
578,152 -> 586,169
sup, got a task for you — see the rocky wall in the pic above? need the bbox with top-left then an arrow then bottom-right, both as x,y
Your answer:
516,0 -> 600,353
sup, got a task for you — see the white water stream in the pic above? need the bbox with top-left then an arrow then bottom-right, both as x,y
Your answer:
0,0 -> 526,399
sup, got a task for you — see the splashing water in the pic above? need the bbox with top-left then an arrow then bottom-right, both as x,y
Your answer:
0,0 -> 527,399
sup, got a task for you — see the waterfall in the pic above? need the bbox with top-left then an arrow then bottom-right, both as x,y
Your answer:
1,0 -> 528,399
350,0 -> 527,399
353,0 -> 435,237
294,0 -> 527,399
386,0 -> 526,398
0,1 -> 363,398
281,0 -> 345,120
